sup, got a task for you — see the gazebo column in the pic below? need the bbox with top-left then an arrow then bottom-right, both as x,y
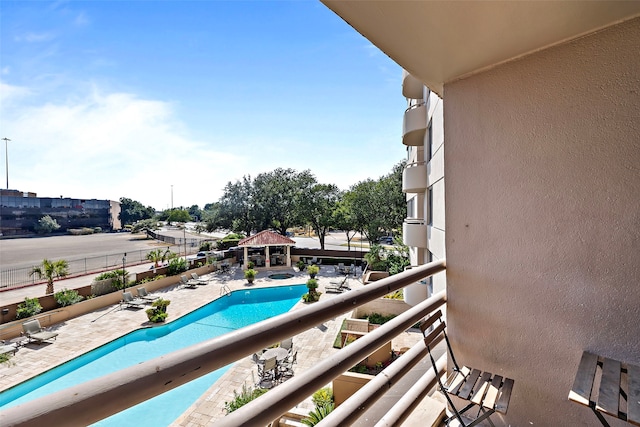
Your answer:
265,246 -> 270,268
286,246 -> 291,267
243,247 -> 248,270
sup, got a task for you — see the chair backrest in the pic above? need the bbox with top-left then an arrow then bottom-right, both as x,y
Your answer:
281,337 -> 293,350
252,353 -> 262,364
180,275 -> 188,284
137,287 -> 148,297
420,310 -> 460,373
122,291 -> 134,302
263,356 -> 277,371
22,319 -> 42,335
191,273 -> 199,280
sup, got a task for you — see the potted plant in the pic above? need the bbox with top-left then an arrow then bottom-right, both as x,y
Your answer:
307,264 -> 320,279
302,278 -> 321,302
296,260 -> 306,271
244,268 -> 257,284
146,298 -> 170,323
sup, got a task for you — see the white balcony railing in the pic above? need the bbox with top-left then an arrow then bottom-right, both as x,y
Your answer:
403,102 -> 427,146
402,69 -> 424,99
402,161 -> 428,193
403,218 -> 429,248
2,261 -> 446,427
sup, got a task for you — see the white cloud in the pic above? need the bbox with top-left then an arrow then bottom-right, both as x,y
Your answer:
1,83 -> 242,209
15,32 -> 55,43
75,11 -> 90,27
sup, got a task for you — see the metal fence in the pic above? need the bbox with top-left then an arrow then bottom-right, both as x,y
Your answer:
0,247 -> 179,291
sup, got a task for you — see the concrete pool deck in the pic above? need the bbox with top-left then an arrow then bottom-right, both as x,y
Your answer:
0,265 -> 423,425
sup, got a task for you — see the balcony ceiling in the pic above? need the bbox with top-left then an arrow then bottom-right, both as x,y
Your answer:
321,1 -> 640,96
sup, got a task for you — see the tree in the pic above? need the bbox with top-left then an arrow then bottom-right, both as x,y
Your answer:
119,197 -> 155,226
35,215 -> 61,234
377,161 -> 406,233
348,179 -> 386,243
333,195 -> 359,251
252,168 -> 316,235
218,176 -> 256,235
146,248 -> 171,267
166,209 -> 191,224
30,258 -> 70,295
302,184 -> 340,249
187,205 -> 202,222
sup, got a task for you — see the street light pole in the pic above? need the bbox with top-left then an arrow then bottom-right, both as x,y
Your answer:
2,137 -> 10,189
122,253 -> 127,293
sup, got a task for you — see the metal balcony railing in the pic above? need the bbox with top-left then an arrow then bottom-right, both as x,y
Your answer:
1,261 -> 446,427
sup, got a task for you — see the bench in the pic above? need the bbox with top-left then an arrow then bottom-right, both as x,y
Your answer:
421,310 -> 515,427
569,351 -> 640,426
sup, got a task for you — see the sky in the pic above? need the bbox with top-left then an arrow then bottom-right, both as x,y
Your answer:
0,1 -> 407,211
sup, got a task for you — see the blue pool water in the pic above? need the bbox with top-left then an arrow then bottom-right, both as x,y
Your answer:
0,284 -> 306,426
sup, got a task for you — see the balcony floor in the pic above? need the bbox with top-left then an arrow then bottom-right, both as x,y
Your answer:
0,265 -> 424,425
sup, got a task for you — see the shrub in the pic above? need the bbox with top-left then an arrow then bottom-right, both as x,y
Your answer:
54,288 -> 84,307
224,383 -> 268,414
166,258 -> 188,276
16,297 -> 42,319
364,313 -> 396,325
307,264 -> 319,277
146,298 -> 170,323
199,241 -> 213,251
312,387 -> 334,408
244,269 -> 257,282
296,260 -> 306,271
137,275 -> 166,285
302,402 -> 334,426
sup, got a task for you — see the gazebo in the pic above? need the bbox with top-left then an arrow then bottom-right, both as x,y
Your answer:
238,230 -> 296,270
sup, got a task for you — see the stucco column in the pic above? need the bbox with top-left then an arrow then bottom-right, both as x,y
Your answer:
286,246 -> 291,267
265,246 -> 270,267
243,247 -> 248,270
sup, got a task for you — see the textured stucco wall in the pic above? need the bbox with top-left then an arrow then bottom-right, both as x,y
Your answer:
444,17 -> 640,427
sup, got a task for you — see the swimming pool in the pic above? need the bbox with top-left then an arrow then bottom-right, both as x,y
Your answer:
0,284 -> 306,425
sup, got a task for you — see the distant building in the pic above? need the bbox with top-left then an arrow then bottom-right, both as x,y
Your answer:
0,189 -> 121,237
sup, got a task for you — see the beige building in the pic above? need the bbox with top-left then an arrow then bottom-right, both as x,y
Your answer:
322,2 -> 640,426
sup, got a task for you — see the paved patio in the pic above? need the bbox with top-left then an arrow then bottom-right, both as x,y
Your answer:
0,265 -> 422,425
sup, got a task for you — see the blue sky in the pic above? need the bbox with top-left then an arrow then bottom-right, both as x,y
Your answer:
0,1 -> 406,210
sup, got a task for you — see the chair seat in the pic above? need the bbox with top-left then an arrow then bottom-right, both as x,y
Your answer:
445,367 -> 514,414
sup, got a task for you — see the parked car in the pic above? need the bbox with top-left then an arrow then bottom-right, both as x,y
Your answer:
378,236 -> 393,244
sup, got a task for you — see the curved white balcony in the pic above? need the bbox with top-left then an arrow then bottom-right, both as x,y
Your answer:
402,103 -> 427,146
402,69 -> 424,99
403,218 -> 428,248
402,161 -> 427,193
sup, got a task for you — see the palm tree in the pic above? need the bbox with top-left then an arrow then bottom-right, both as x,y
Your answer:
30,259 -> 70,295
146,248 -> 171,267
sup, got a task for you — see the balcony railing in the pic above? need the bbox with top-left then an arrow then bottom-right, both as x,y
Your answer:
403,218 -> 429,248
2,261 -> 446,426
403,102 -> 427,147
402,69 -> 424,99
403,161 -> 428,193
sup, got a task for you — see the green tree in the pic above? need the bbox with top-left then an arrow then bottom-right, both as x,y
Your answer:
146,248 -> 171,267
348,179 -> 385,243
252,168 -> 316,235
35,215 -> 61,234
119,197 -> 155,226
166,209 -> 191,224
218,176 -> 257,235
30,258 -> 70,295
187,205 -> 202,222
333,194 -> 359,251
302,183 -> 340,250
377,161 -> 406,233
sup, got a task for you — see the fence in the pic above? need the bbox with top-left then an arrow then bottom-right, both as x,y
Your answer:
0,248 -> 178,291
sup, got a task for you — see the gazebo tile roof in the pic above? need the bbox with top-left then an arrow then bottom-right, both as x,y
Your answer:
238,230 -> 296,247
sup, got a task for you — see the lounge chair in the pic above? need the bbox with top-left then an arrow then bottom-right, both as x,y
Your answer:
179,275 -> 198,289
0,341 -> 18,356
137,287 -> 159,302
22,319 -> 59,344
190,272 -> 209,285
326,275 -> 350,293
121,291 -> 146,309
